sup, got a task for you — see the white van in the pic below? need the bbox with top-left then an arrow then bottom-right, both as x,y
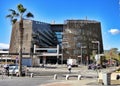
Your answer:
67,59 -> 78,67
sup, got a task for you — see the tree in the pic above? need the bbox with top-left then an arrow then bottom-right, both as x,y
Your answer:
6,4 -> 34,76
110,48 -> 119,60
104,48 -> 120,66
90,50 -> 96,63
118,53 -> 120,62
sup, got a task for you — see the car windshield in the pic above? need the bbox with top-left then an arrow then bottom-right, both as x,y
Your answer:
9,66 -> 18,70
9,67 -> 14,70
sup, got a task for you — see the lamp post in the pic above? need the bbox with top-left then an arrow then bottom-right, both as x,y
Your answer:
92,41 -> 100,65
92,41 -> 100,85
92,41 -> 100,55
81,46 -> 86,65
61,46 -> 63,65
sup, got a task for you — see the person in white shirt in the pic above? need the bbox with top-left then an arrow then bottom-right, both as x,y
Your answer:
68,64 -> 72,73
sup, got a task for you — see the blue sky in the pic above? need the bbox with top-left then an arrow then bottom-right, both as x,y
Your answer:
0,0 -> 120,51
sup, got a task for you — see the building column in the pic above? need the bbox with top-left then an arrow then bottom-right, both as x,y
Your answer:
32,44 -> 39,67
42,56 -> 46,67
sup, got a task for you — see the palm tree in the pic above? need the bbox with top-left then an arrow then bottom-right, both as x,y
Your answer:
6,4 -> 34,76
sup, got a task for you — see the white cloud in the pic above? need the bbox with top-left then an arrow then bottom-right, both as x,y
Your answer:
108,29 -> 120,35
0,43 -> 9,49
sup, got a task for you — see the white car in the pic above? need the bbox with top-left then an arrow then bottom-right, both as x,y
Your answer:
67,59 -> 78,67
9,65 -> 26,76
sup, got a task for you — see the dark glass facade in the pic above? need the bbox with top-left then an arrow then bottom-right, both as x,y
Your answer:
32,21 -> 58,48
51,24 -> 63,53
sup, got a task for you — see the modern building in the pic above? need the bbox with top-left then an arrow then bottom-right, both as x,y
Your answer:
63,20 -> 103,64
0,49 -> 15,65
9,20 -> 58,66
9,19 -> 103,66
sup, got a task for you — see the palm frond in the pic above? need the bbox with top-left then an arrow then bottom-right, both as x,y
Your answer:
12,19 -> 17,24
9,9 -> 16,13
9,9 -> 19,17
7,4 -> 34,25
21,8 -> 26,13
17,4 -> 23,9
17,4 -> 26,13
13,12 -> 19,17
6,14 -> 13,18
9,9 -> 16,15
26,12 -> 34,18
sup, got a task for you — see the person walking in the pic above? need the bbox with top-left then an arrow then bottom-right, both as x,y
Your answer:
6,65 -> 9,76
68,64 -> 72,73
3,64 -> 9,76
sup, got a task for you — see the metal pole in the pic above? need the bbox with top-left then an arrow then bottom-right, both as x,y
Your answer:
57,45 -> 59,65
32,44 -> 36,67
62,47 -> 63,65
98,41 -> 100,55
81,47 -> 82,65
62,54 -> 63,65
97,42 -> 100,65
92,41 -> 100,54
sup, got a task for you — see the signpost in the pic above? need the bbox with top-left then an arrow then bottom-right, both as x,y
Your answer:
81,46 -> 86,64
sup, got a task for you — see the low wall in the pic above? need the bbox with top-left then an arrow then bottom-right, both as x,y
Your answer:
98,68 -> 120,84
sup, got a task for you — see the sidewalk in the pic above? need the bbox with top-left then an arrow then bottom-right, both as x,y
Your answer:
40,76 -> 120,86
40,78 -> 98,86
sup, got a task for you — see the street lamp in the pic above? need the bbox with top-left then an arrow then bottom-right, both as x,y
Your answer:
81,46 -> 86,65
92,41 -> 100,65
92,41 -> 100,55
91,41 -> 100,85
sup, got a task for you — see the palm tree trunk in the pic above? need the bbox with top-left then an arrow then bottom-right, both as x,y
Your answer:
19,19 -> 23,76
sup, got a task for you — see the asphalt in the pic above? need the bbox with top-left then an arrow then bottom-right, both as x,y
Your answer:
37,65 -> 120,86
0,65 -> 120,86
1,75 -> 120,86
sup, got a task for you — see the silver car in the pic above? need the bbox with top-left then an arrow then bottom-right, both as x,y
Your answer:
9,65 -> 26,76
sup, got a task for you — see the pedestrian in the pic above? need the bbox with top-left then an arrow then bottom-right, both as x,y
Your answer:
6,65 -> 9,76
116,75 -> 120,80
68,64 -> 72,73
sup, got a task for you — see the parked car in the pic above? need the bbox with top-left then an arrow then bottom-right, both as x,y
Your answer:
9,65 -> 26,76
88,63 -> 101,70
67,59 -> 78,67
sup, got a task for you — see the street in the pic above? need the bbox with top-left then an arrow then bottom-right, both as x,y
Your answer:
0,76 -> 58,86
0,65 -> 119,86
0,65 -> 97,86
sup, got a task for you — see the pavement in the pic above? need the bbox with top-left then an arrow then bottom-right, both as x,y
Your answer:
0,65 -> 120,86
40,79 -> 99,86
1,75 -> 120,86
40,78 -> 120,86
39,65 -> 120,86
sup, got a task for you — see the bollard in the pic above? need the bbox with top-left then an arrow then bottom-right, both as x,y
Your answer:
66,74 -> 69,80
78,75 -> 82,80
102,73 -> 111,85
30,73 -> 33,77
54,74 -> 57,80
